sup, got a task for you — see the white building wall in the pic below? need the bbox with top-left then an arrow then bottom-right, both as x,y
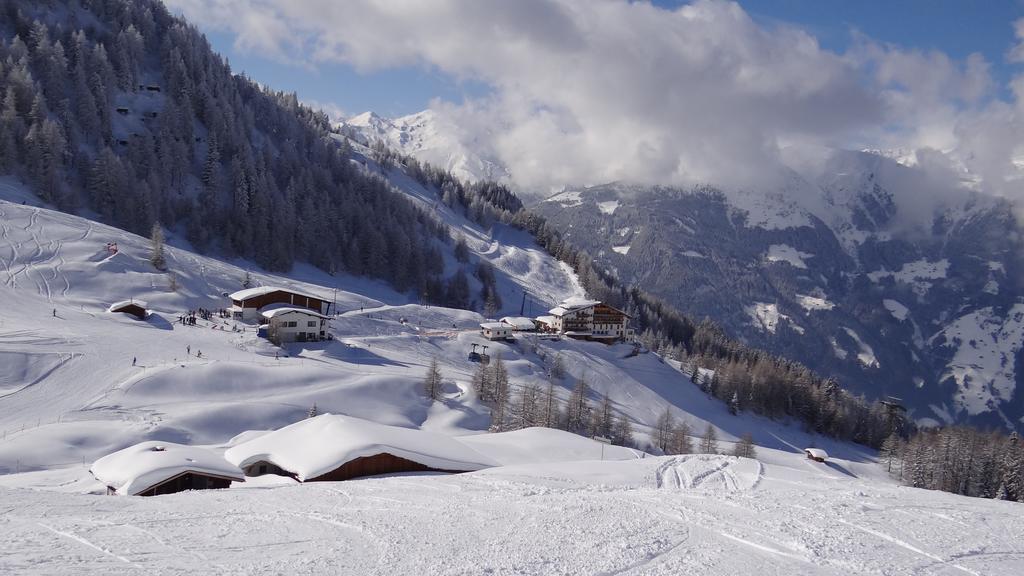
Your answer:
267,312 -> 328,343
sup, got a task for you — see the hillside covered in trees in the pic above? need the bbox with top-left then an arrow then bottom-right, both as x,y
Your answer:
0,0 -> 454,294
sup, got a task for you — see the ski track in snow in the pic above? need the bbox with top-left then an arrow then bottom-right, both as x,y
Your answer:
37,522 -> 138,566
834,518 -> 979,575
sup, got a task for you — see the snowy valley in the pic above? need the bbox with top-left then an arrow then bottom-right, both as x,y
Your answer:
346,108 -> 1024,430
1,1 -> 1023,573
1,175 -> 1023,574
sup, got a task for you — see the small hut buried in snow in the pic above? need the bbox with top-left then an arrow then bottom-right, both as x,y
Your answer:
804,448 -> 829,462
91,441 -> 245,496
225,414 -> 497,482
108,299 -> 148,320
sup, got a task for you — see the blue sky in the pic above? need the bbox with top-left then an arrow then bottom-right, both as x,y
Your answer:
167,0 -> 1024,194
197,1 -> 1022,118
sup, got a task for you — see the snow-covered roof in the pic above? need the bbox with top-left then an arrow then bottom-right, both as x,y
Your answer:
229,286 -> 324,302
108,299 -> 148,312
225,414 -> 497,481
804,448 -> 829,460
261,306 -> 330,320
561,297 -> 601,308
549,298 -> 601,316
500,317 -> 536,330
535,315 -> 556,325
480,322 -> 509,330
91,441 -> 244,496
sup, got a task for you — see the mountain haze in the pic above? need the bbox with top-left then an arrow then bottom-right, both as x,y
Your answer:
347,110 -> 1024,431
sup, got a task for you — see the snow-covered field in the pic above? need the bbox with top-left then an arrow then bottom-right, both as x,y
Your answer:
4,449 -> 1021,575
2,180 -> 1023,574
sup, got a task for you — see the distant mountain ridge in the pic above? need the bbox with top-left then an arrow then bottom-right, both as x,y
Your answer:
350,110 -> 1024,430
535,155 -> 1024,431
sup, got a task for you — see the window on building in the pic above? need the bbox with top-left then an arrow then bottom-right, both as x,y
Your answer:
286,321 -> 297,328
308,321 -> 316,327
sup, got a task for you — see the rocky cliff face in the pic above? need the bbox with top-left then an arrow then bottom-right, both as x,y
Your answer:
534,152 -> 1024,430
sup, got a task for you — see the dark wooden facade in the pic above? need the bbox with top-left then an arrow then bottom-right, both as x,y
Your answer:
242,461 -> 294,478
592,303 -> 630,325
232,290 -> 331,315
306,453 -> 462,482
129,471 -> 237,496
111,302 -> 147,319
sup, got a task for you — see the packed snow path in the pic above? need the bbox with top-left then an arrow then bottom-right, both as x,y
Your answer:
2,455 -> 1022,575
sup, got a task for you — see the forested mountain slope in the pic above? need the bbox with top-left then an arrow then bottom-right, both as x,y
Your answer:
0,0 -> 454,293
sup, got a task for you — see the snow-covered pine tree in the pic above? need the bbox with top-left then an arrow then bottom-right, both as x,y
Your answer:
669,422 -> 693,455
149,221 -> 166,271
514,383 -> 540,430
489,355 -> 511,431
484,292 -> 500,318
732,432 -> 756,459
550,353 -> 566,380
540,380 -> 561,429
423,357 -> 443,402
698,371 -> 712,395
471,362 -> 493,402
611,414 -> 634,447
590,394 -> 614,439
728,391 -> 740,415
880,433 -> 902,474
699,424 -> 719,454
454,233 -> 470,263
1000,431 -> 1023,501
654,407 -> 674,453
565,374 -> 591,434
307,403 -> 318,419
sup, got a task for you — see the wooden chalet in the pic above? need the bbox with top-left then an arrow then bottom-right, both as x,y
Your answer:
132,470 -> 237,496
91,442 -> 245,497
241,452 -> 463,482
228,286 -> 333,322
225,414 -> 496,483
108,299 -> 148,320
540,298 -> 633,342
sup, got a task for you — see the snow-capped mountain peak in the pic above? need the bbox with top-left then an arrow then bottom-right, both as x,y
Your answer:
340,109 -> 512,185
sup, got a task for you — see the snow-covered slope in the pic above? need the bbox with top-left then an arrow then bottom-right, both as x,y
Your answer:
3,449 -> 1023,574
334,140 -> 584,315
0,176 -> 864,474
2,178 -> 1023,574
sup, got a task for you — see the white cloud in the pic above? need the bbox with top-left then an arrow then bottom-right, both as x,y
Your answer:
1008,18 -> 1024,64
302,99 -> 348,123
166,0 -> 1024,202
